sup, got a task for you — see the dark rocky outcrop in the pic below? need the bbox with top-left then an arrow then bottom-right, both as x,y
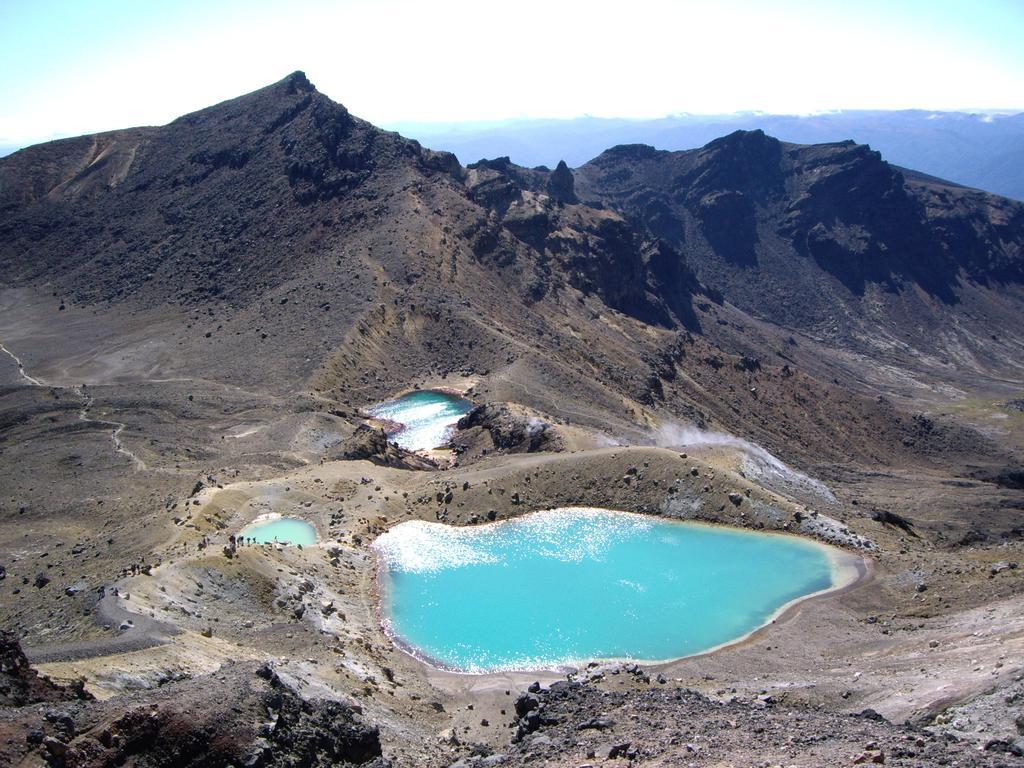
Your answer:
970,465 -> 1024,490
0,630 -> 92,707
461,155 -> 705,327
546,160 -> 577,204
451,403 -> 562,459
872,510 -> 918,536
0,662 -> 385,768
697,189 -> 758,266
328,425 -> 436,470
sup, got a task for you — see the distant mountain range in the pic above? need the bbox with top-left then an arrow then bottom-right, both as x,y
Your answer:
9,109 -> 1021,201
388,110 -> 1024,201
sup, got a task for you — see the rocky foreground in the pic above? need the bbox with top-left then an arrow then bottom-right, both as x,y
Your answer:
1,632 -> 385,768
4,624 -> 1022,767
494,676 -> 1024,767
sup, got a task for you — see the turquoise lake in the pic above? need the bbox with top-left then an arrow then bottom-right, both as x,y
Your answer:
369,390 -> 473,451
374,508 -> 844,672
241,517 -> 317,546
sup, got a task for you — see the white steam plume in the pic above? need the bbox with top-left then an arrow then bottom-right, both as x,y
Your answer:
654,423 -> 836,503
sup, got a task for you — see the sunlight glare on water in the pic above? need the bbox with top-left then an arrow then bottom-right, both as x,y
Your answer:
374,508 -> 838,672
369,390 -> 473,451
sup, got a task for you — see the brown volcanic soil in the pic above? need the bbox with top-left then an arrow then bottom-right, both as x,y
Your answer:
1,73 -> 1023,765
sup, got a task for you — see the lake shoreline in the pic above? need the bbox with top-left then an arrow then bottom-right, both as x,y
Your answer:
372,506 -> 870,675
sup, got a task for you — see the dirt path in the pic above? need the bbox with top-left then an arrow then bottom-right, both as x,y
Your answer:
0,340 -> 45,386
72,386 -> 148,471
23,592 -> 179,664
2,337 -> 151,471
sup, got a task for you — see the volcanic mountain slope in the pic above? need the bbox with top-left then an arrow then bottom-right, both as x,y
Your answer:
1,73 -> 1024,765
0,71 -> 701,402
3,74 -> 1020,457
574,131 -> 1024,380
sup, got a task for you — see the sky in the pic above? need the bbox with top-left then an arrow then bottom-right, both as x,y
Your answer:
1,0 -> 1023,148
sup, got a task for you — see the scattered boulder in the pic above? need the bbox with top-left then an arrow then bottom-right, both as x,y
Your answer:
871,510 -> 917,536
579,716 -> 615,731
608,741 -> 632,759
853,748 -> 886,764
514,693 -> 539,718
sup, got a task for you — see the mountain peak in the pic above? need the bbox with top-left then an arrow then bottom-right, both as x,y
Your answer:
281,70 -> 316,95
606,143 -> 661,158
547,159 -> 577,203
703,128 -> 779,154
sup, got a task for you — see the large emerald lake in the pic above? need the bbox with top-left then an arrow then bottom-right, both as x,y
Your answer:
374,508 -> 847,673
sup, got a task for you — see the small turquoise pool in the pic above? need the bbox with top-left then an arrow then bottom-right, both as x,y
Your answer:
369,390 -> 473,451
241,517 -> 317,546
374,508 -> 850,673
